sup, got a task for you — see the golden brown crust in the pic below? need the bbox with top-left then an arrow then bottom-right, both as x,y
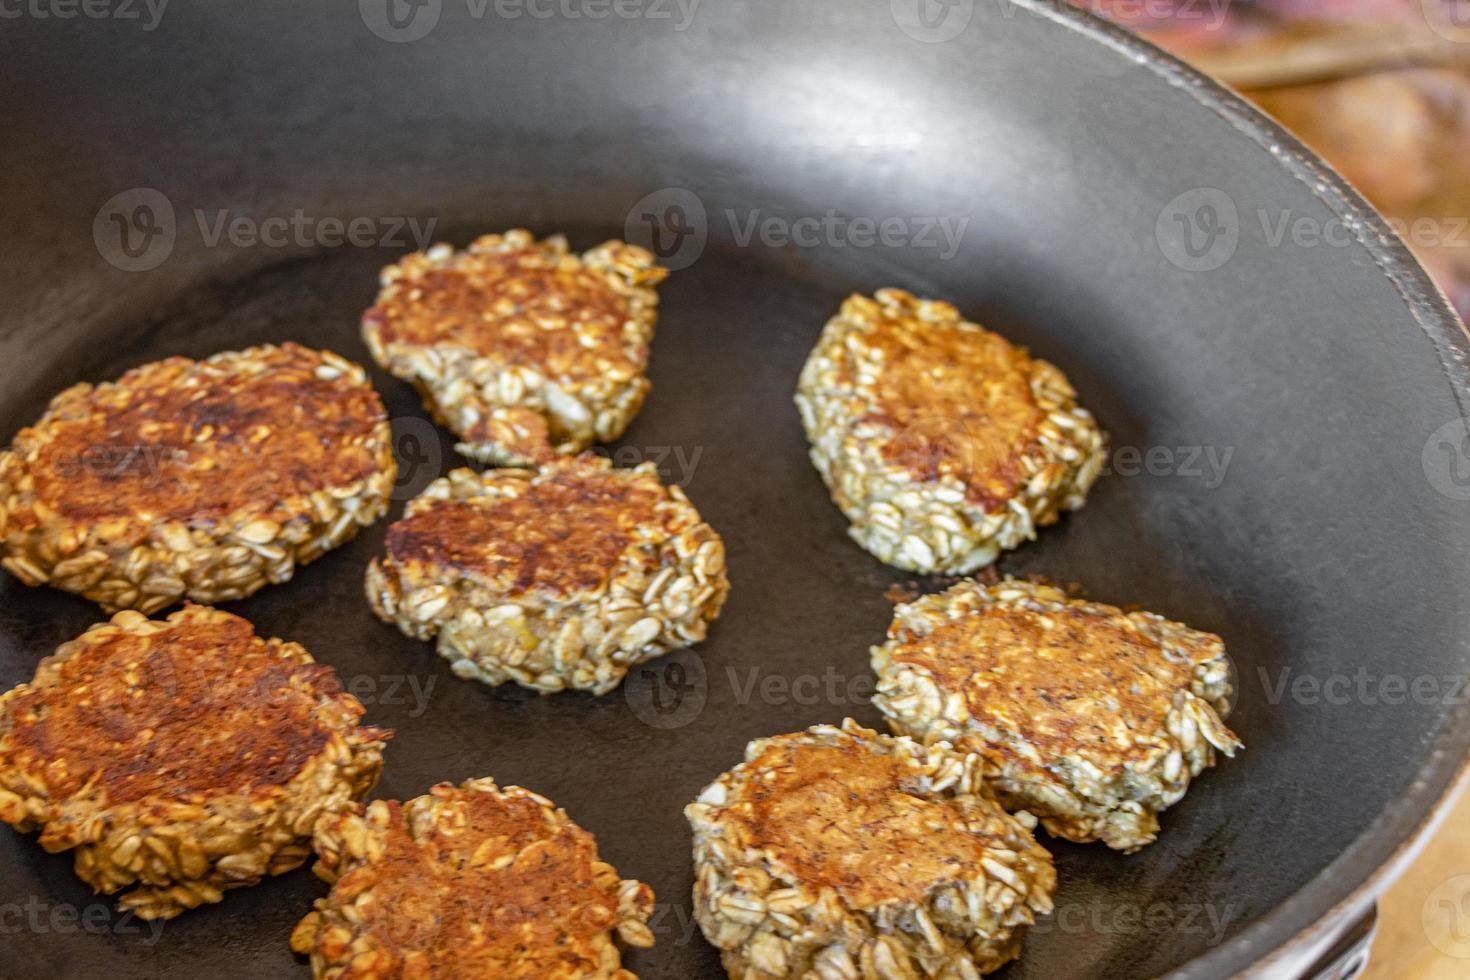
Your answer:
872,579 -> 1241,851
367,456 -> 729,695
795,289 -> 1107,574
361,231 -> 667,464
364,246 -> 642,384
888,603 -> 1210,777
2,608 -> 338,805
20,343 -> 386,537
0,605 -> 390,919
847,306 -> 1046,510
732,740 -> 994,910
0,344 -> 395,612
384,465 -> 667,597
686,721 -> 1056,978
293,779 -> 655,979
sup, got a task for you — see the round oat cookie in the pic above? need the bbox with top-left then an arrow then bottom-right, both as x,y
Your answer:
0,604 -> 390,920
291,777 -> 655,979
361,229 -> 668,466
872,578 -> 1242,852
686,720 -> 1056,978
365,453 -> 728,695
794,289 -> 1107,574
0,343 -> 395,613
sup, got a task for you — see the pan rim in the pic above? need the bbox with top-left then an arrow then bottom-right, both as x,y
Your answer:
1009,0 -> 1470,975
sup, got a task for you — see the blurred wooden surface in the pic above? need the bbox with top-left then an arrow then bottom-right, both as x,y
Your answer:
1365,775 -> 1470,978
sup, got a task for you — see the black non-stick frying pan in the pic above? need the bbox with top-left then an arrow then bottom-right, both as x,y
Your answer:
2,1 -> 1469,977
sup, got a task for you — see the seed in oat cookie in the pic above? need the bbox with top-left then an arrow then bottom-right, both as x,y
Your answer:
794,288 -> 1107,574
365,453 -> 729,695
871,578 -> 1241,852
0,604 -> 390,919
361,228 -> 668,465
686,719 -> 1056,977
0,343 -> 395,613
291,777 -> 655,979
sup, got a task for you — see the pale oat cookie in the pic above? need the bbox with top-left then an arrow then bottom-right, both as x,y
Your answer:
0,343 -> 395,613
871,578 -> 1241,852
291,777 -> 655,979
0,604 -> 390,919
366,454 -> 728,695
686,720 -> 1056,978
361,229 -> 668,465
795,289 -> 1106,574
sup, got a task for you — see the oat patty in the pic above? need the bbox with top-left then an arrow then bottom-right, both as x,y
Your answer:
362,229 -> 667,465
686,720 -> 1056,978
366,454 -> 728,695
795,289 -> 1106,573
872,579 -> 1241,852
0,604 -> 390,919
0,343 -> 395,613
291,777 -> 655,979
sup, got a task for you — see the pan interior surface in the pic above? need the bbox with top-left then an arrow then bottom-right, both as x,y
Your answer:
0,2 -> 1467,978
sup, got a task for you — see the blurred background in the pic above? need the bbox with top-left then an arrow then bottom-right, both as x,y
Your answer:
1083,3 -> 1470,975
1088,0 -> 1470,325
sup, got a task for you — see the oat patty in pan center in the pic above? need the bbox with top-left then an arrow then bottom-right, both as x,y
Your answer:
362,229 -> 667,465
367,454 -> 729,695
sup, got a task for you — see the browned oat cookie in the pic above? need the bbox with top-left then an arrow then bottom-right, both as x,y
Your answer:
361,229 -> 668,465
686,720 -> 1056,978
0,604 -> 390,919
0,343 -> 395,613
291,777 -> 655,979
795,289 -> 1107,574
872,578 -> 1241,852
366,453 -> 728,695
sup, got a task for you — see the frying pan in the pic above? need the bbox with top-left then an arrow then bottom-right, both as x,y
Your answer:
2,1 -> 1468,977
